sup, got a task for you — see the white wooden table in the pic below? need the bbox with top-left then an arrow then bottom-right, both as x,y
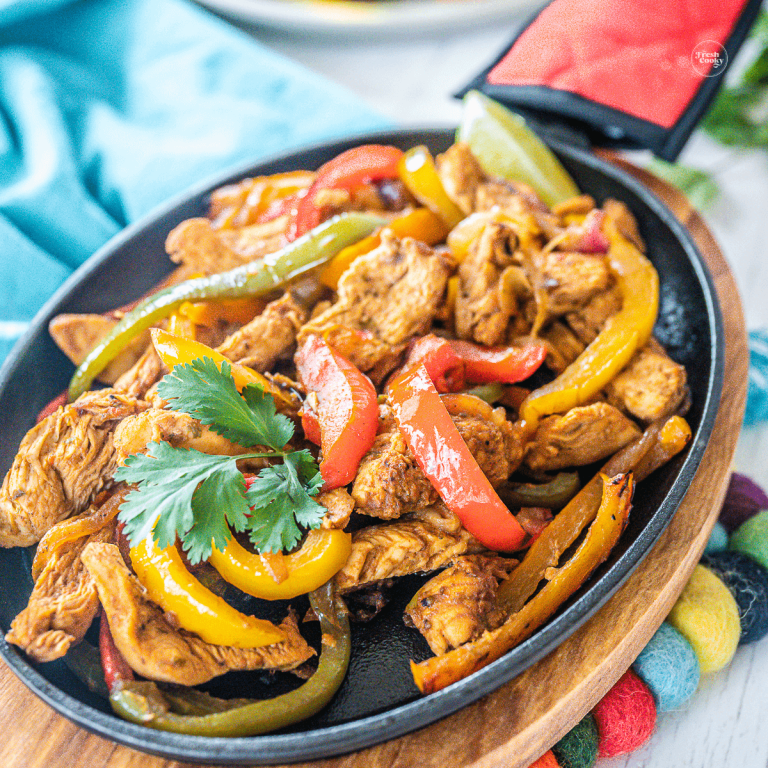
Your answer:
235,15 -> 768,768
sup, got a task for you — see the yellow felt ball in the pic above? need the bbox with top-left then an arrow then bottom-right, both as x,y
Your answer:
667,565 -> 741,674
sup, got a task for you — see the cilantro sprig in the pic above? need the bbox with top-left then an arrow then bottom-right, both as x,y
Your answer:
115,358 -> 325,563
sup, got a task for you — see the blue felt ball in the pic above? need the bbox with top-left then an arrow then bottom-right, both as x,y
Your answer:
632,622 -> 699,712
704,521 -> 729,555
702,550 -> 768,644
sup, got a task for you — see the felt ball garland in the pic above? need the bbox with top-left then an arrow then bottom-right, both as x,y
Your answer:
526,472 -> 768,768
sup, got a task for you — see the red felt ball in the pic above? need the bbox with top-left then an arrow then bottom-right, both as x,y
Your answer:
593,669 -> 657,758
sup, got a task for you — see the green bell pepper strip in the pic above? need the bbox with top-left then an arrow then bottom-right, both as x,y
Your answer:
68,212 -> 387,401
457,91 -> 580,207
108,581 -> 351,736
501,472 -> 581,511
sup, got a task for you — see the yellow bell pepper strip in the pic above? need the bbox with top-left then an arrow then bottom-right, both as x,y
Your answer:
320,207 -> 449,290
411,472 -> 633,694
457,90 -> 580,207
495,414 -> 688,617
109,581 -> 351,736
634,415 -> 692,482
178,296 -> 266,328
68,212 -> 387,401
151,328 -> 293,410
519,218 -> 659,428
397,145 -> 465,228
389,362 -> 526,552
209,528 -> 352,600
129,533 -> 285,648
295,334 -> 379,490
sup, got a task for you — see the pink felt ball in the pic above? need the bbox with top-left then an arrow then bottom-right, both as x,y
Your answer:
593,669 -> 657,758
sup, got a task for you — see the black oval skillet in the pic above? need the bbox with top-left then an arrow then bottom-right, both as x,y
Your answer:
0,128 -> 724,764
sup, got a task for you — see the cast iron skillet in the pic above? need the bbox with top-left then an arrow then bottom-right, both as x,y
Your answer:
0,128 -> 723,764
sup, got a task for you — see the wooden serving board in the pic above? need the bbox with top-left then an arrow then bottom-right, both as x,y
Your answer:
0,162 -> 748,768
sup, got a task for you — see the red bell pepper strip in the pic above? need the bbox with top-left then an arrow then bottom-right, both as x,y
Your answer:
399,335 -> 466,393
389,363 -> 526,552
295,335 -> 378,490
393,334 -> 547,394
448,340 -> 547,384
291,145 -> 404,240
99,613 -> 134,692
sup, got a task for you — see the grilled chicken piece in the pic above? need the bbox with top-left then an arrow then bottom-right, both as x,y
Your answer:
351,430 -> 438,521
405,555 -> 515,655
0,390 -> 148,548
113,409 -> 254,466
318,488 -> 355,530
166,218 -> 285,279
455,221 -> 519,346
602,199 -> 645,252
5,493 -> 121,662
352,400 -> 521,521
48,314 -> 151,386
436,142 -> 487,215
524,402 -> 641,472
215,216 -> 290,261
82,543 -> 314,685
537,321 -> 586,374
565,284 -> 622,345
297,232 -> 450,380
605,339 -> 688,423
216,293 -> 308,372
535,250 -> 610,318
335,504 -> 485,591
114,344 -> 167,400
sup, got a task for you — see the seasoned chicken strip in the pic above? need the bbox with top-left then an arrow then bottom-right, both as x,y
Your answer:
405,555 -> 515,655
166,218 -> 281,278
524,402 -> 641,472
534,250 -> 610,318
82,543 -> 314,686
605,339 -> 688,423
455,221 -> 519,346
217,293 -> 308,372
565,284 -> 622,345
48,314 -> 151,386
113,409 -> 254,466
5,492 -> 121,662
436,142 -> 487,215
335,504 -> 485,591
298,232 -> 450,380
0,390 -> 149,548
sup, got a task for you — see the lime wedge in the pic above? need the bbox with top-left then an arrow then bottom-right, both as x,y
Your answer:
457,91 -> 580,207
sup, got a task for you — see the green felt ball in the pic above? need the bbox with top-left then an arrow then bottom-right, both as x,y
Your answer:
730,510 -> 768,571
553,713 -> 599,768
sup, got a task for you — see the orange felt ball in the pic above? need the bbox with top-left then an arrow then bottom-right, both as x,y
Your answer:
528,750 -> 560,768
593,669 -> 657,758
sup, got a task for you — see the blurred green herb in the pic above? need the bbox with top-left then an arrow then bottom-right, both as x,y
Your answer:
646,159 -> 720,211
702,9 -> 768,148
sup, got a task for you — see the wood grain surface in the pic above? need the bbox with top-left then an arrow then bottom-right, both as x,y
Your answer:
0,164 -> 748,768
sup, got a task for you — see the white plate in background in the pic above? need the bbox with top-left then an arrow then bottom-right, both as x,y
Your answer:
196,0 -> 536,36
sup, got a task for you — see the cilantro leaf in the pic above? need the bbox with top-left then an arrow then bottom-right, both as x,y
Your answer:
245,452 -> 326,553
157,357 -> 293,450
115,442 -> 251,563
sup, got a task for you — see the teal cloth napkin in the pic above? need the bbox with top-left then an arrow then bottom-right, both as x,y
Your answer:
0,0 -> 388,362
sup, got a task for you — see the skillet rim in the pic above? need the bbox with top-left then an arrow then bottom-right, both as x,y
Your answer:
0,126 -> 725,764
